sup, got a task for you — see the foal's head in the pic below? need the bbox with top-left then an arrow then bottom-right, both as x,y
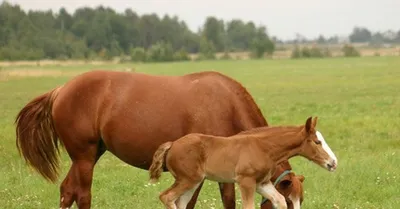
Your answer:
299,116 -> 338,172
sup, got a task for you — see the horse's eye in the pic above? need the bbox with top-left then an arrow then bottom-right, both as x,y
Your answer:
315,140 -> 321,145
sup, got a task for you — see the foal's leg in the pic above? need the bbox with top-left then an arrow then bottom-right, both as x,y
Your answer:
184,181 -> 204,209
218,182 -> 236,209
256,181 -> 287,209
160,179 -> 199,209
59,139 -> 105,209
237,177 -> 257,209
176,183 -> 201,209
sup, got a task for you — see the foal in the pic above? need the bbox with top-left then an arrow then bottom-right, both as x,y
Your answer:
149,117 -> 337,209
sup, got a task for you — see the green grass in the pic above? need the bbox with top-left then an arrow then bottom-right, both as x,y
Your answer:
1,57 -> 400,208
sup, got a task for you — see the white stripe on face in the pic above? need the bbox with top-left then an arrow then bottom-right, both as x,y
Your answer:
316,131 -> 338,166
289,194 -> 301,209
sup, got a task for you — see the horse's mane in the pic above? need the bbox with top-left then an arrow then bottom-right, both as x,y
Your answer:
190,71 -> 268,127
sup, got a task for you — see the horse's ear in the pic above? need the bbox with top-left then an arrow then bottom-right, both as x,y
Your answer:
312,117 -> 318,129
305,116 -> 313,133
296,175 -> 305,182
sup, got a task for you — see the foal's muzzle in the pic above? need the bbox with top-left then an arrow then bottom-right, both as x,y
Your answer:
326,160 -> 337,171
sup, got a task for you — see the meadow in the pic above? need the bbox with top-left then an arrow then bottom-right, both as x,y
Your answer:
0,56 -> 399,209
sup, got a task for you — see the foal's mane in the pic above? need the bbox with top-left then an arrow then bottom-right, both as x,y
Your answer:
237,125 -> 304,136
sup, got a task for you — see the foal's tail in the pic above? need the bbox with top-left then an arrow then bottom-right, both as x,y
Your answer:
149,141 -> 173,183
15,86 -> 62,183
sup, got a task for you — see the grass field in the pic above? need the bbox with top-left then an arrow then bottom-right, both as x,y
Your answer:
1,57 -> 399,209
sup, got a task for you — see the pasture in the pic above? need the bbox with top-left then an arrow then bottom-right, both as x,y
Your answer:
1,57 -> 399,209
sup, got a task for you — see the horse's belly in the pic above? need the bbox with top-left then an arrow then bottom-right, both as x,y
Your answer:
103,133 -> 181,170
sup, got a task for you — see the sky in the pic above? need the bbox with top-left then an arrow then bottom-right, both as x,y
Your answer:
4,0 -> 400,40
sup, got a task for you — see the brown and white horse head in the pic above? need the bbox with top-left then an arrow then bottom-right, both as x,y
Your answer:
261,161 -> 305,209
300,116 -> 338,172
287,174 -> 305,209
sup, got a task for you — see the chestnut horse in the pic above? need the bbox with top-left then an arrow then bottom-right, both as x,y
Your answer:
15,70 -> 304,209
149,117 -> 337,209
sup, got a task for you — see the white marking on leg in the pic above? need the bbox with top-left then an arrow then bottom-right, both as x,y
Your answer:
316,131 -> 338,166
289,194 -> 300,209
257,182 -> 287,209
61,197 -> 64,203
176,183 -> 200,209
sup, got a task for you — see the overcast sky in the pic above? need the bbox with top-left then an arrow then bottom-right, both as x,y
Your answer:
4,0 -> 400,40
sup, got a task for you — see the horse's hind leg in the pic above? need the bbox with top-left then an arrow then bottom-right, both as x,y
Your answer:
219,182 -> 236,209
60,139 -> 106,209
186,182 -> 236,209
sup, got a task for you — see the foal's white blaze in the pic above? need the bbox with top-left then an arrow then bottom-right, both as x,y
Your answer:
316,131 -> 338,170
289,194 -> 301,209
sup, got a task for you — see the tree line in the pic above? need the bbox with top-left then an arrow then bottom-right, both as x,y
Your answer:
0,2 -> 274,61
278,27 -> 400,46
0,1 -> 399,61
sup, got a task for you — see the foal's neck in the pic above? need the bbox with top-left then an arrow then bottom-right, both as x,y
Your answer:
254,126 -> 304,164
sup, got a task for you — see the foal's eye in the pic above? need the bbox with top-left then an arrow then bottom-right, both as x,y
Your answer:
315,140 -> 321,145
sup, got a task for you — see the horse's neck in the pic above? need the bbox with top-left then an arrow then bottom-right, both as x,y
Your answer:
256,131 -> 304,164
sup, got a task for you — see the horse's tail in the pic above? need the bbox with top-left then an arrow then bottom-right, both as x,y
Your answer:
15,86 -> 62,183
149,141 -> 173,184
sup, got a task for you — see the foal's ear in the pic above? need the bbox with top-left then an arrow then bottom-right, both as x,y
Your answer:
305,116 -> 313,133
312,117 -> 318,129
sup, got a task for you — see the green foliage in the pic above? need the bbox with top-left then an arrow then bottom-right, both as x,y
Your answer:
198,38 -> 216,60
146,42 -> 174,62
309,47 -> 324,58
173,48 -> 191,61
202,17 -> 226,52
301,47 -> 311,58
349,27 -> 372,43
130,44 -> 190,63
130,47 -> 147,62
291,45 -> 331,59
0,2 -> 276,62
0,46 -> 44,60
250,37 -> 275,59
342,44 -> 360,57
